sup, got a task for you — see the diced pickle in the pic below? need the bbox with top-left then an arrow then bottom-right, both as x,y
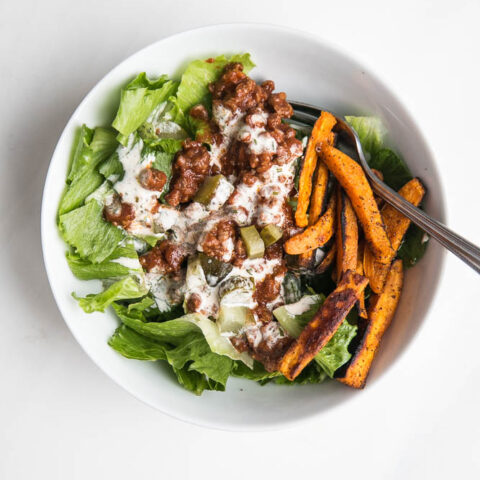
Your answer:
198,252 -> 233,287
260,224 -> 283,247
240,225 -> 265,259
194,175 -> 223,205
218,275 -> 255,306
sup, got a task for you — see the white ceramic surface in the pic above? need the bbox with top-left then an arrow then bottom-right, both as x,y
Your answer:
41,23 -> 445,430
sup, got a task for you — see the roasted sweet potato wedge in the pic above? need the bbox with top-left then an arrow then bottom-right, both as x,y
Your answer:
309,163 -> 331,224
318,144 -> 394,265
335,187 -> 359,283
278,270 -> 369,380
295,112 -> 337,228
337,259 -> 404,388
364,178 -> 425,293
285,192 -> 336,255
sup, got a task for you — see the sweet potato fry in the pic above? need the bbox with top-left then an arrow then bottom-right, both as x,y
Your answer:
337,259 -> 404,388
295,112 -> 337,228
310,163 -> 332,225
364,178 -> 425,293
285,193 -> 336,255
335,187 -> 359,282
278,270 -> 369,380
318,144 -> 394,265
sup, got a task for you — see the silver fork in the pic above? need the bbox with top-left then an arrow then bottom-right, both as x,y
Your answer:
290,100 -> 480,274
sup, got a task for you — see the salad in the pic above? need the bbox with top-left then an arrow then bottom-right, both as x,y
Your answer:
57,54 -> 428,394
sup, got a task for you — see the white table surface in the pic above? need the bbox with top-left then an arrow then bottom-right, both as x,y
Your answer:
1,0 -> 479,478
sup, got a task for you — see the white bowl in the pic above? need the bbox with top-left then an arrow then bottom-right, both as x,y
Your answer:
41,23 -> 445,430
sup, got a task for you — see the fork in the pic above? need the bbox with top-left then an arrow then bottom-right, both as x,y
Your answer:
290,100 -> 480,274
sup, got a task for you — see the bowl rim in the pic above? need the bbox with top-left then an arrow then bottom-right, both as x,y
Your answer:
41,22 -> 447,430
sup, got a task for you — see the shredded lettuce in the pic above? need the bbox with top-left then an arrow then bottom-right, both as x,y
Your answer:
112,74 -> 178,142
59,200 -> 124,263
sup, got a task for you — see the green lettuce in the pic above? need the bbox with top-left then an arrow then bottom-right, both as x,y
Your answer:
67,126 -> 118,182
66,243 -> 140,280
108,325 -> 168,361
274,295 -> 358,377
109,303 -> 240,394
344,116 -> 386,156
59,127 -> 118,214
58,169 -> 104,215
398,224 -> 429,267
99,152 -> 123,181
112,303 -> 252,367
272,363 -> 327,385
59,200 -> 124,263
73,276 -> 148,313
368,149 -> 413,191
112,74 -> 178,141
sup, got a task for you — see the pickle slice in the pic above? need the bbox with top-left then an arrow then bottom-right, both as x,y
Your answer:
260,224 -> 283,247
198,252 -> 233,286
194,174 -> 233,209
240,225 -> 265,259
218,276 -> 255,306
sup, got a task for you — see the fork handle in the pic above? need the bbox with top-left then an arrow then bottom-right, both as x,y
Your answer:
372,179 -> 480,273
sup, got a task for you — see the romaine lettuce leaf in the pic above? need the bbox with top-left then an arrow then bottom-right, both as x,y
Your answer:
99,152 -> 124,182
73,275 -> 148,313
58,200 -> 124,263
175,53 -> 254,116
67,126 -> 118,183
345,116 -> 386,156
110,303 -> 239,394
368,148 -> 413,191
314,321 -> 358,377
66,242 -> 140,280
58,169 -> 104,215
59,127 -> 118,214
112,303 -> 253,367
108,325 -> 168,361
112,73 -> 178,141
398,223 -> 429,267
272,363 -> 327,385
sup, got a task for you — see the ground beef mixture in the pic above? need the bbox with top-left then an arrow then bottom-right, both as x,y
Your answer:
165,140 -> 211,206
138,167 -> 167,192
231,323 -> 293,372
253,264 -> 287,322
209,62 -> 302,178
103,196 -> 135,229
139,240 -> 187,274
199,219 -> 236,262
